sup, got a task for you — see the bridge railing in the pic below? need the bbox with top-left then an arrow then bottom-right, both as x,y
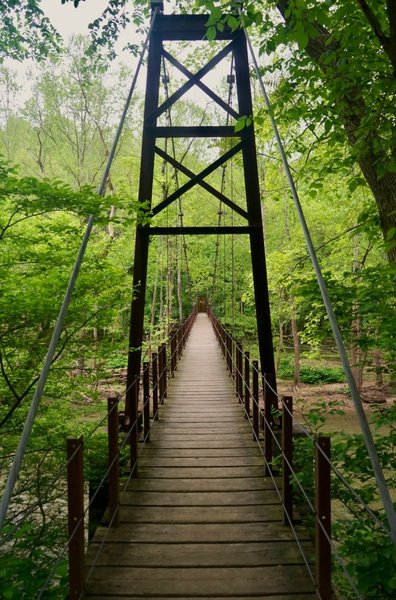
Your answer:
66,307 -> 197,598
207,305 -> 390,600
0,309 -> 197,599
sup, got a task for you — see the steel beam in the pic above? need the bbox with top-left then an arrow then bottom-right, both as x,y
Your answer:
143,226 -> 253,235
233,31 -> 277,401
126,25 -> 162,452
154,145 -> 248,219
126,10 -> 277,432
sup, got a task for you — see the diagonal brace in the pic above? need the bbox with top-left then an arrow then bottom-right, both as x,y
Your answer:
152,141 -> 244,216
150,40 -> 235,121
155,145 -> 248,220
162,49 -> 240,121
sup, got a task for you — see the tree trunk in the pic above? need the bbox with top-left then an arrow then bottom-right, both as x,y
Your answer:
351,242 -> 363,391
290,309 -> 301,390
276,319 -> 284,371
374,349 -> 383,389
276,1 -> 396,262
76,355 -> 85,377
108,204 -> 116,239
351,313 -> 363,392
93,326 -> 98,371
357,158 -> 396,263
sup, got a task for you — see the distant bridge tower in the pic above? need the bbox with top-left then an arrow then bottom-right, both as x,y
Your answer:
126,1 -> 277,464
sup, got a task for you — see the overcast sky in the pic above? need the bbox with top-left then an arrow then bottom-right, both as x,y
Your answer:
6,2 -> 241,115
41,0 -> 111,38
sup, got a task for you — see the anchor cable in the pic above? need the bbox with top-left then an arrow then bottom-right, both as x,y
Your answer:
0,7 -> 160,529
243,25 -> 396,543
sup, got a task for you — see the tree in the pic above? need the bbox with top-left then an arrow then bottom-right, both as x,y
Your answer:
0,1 -> 62,62
2,1 -> 395,256
270,0 -> 396,262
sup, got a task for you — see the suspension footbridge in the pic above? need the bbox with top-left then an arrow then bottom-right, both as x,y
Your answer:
85,313 -> 316,598
1,3 -> 395,599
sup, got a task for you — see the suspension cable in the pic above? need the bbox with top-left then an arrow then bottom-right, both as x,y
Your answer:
230,158 -> 236,336
0,8 -> 159,530
161,57 -> 193,309
211,60 -> 235,307
243,27 -> 396,543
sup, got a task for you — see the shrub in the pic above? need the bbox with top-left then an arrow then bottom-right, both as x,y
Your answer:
277,357 -> 345,384
291,403 -> 396,598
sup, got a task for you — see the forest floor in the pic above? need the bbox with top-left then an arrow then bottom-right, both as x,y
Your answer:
278,380 -> 396,434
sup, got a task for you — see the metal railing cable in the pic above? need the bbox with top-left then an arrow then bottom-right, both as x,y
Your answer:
242,25 -> 396,544
209,310 -> 364,598
262,373 -> 393,538
211,58 -> 235,304
0,373 -> 139,548
255,399 -> 363,598
0,8 -> 159,530
35,396 -> 142,599
216,313 -> 393,539
254,397 -> 363,599
212,321 -> 319,591
34,314 -> 198,600
84,397 -> 154,586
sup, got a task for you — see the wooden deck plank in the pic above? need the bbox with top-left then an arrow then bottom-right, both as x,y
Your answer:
120,490 -> 279,505
91,522 -> 310,544
139,440 -> 258,449
85,313 -> 315,598
86,566 -> 315,596
88,596 -> 316,600
138,456 -> 265,467
135,466 -> 266,478
119,477 -> 277,492
140,447 -> 259,457
86,541 -> 313,567
117,505 -> 281,523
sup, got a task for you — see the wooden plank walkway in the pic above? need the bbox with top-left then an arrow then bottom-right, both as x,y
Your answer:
86,313 -> 316,599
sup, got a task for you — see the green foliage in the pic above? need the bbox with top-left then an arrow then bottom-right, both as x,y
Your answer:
292,402 -> 396,598
0,7 -> 395,596
0,521 -> 68,599
277,357 -> 345,384
0,1 -> 62,62
334,520 -> 396,599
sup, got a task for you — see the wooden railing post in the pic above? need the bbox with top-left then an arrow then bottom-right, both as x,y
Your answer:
252,361 -> 259,441
107,398 -> 120,527
152,352 -> 159,420
158,344 -> 165,404
67,438 -> 85,599
226,334 -> 232,375
315,435 -> 332,600
177,326 -> 182,360
143,362 -> 150,442
130,381 -> 139,477
236,342 -> 243,402
183,320 -> 187,347
244,351 -> 250,417
282,396 -> 293,526
170,331 -> 176,376
162,343 -> 168,398
231,339 -> 236,383
263,374 -> 273,476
